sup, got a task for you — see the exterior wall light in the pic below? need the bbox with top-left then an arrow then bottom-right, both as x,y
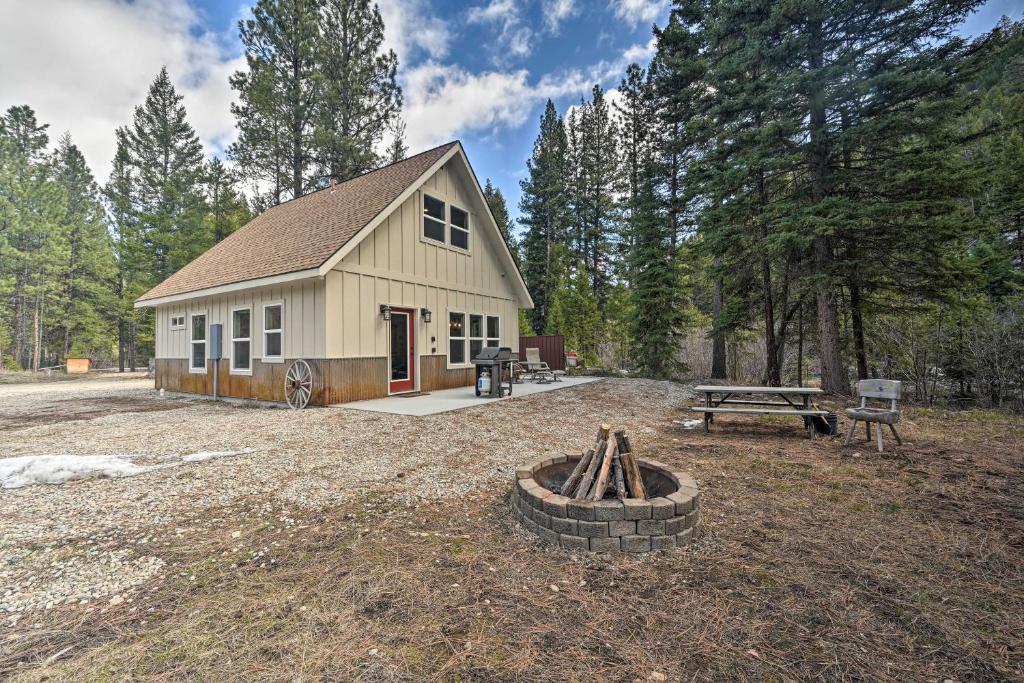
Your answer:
421,308 -> 432,323
379,304 -> 391,321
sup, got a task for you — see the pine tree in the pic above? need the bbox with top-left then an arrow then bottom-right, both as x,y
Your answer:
483,178 -> 517,264
316,0 -> 402,182
387,118 -> 408,164
628,159 -> 686,378
519,100 -> 570,333
231,0 -> 322,204
546,259 -> 602,366
567,85 -> 620,307
50,134 -> 115,360
205,158 -> 251,243
0,106 -> 66,370
106,67 -> 208,367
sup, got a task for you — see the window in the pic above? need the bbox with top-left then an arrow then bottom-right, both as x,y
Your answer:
190,314 -> 206,372
469,314 -> 484,361
231,307 -> 251,373
170,315 -> 185,330
263,303 -> 283,361
450,205 -> 469,250
423,194 -> 446,243
448,312 -> 466,365
486,315 -> 500,348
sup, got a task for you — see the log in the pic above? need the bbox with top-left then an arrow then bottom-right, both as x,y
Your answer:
615,430 -> 646,499
590,438 -> 617,500
560,448 -> 594,496
620,450 -> 647,499
596,423 -> 611,445
612,451 -> 626,500
574,440 -> 605,499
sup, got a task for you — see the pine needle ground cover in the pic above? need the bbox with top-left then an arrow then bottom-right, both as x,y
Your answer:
1,376 -> 1021,682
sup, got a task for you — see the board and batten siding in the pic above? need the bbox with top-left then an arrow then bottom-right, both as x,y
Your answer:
155,279 -> 326,362
324,159 -> 522,360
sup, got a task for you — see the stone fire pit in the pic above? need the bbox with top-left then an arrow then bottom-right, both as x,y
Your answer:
511,455 -> 700,553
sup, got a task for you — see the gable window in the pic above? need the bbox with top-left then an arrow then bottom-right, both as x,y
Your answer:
263,303 -> 283,361
231,307 -> 252,374
450,206 -> 469,250
448,312 -> 466,365
190,314 -> 206,372
486,315 -> 500,348
469,314 -> 484,361
170,315 -> 185,330
423,194 -> 446,243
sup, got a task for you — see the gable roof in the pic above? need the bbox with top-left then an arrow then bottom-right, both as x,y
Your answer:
136,141 -> 459,305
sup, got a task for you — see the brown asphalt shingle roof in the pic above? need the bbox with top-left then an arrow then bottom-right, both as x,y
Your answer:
137,141 -> 459,303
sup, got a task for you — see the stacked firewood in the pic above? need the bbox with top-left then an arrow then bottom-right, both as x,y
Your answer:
559,424 -> 647,501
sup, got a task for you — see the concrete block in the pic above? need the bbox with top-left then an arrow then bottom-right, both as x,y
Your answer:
623,499 -> 652,520
577,520 -> 609,538
685,509 -> 699,529
534,510 -> 551,528
621,535 -> 651,553
589,536 -> 621,553
566,500 -> 595,521
651,535 -> 676,550
650,497 -> 675,520
668,491 -> 694,515
664,516 -> 685,536
676,528 -> 693,546
543,495 -> 569,518
637,519 -> 666,536
550,517 -> 578,535
559,534 -> 589,552
593,500 -> 625,521
536,525 -> 559,545
608,520 -> 637,537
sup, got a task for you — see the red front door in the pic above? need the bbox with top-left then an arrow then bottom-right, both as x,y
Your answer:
388,308 -> 415,393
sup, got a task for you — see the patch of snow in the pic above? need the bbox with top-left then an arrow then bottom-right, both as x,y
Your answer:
0,454 -> 161,489
672,419 -> 704,430
180,448 -> 254,463
1,449 -> 255,489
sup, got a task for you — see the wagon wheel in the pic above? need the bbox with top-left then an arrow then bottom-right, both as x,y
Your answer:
284,359 -> 314,410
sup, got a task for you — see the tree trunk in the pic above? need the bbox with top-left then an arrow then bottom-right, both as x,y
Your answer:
807,12 -> 849,395
32,297 -> 41,372
849,279 -> 868,380
711,260 -> 727,379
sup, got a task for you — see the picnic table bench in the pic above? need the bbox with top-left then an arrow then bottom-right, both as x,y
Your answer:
691,385 -> 828,439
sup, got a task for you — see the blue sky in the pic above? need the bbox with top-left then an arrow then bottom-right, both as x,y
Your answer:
1,0 -> 1021,230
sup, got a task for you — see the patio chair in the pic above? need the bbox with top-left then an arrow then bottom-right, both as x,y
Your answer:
844,379 -> 903,452
524,347 -> 558,383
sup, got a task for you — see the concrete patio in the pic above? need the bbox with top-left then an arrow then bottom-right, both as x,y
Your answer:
333,376 -> 601,416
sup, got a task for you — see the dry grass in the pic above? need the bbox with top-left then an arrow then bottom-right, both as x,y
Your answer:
2,395 -> 1022,682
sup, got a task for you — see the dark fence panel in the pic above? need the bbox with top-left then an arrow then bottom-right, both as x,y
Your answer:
519,335 -> 566,371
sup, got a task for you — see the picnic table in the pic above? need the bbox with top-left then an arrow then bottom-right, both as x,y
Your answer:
691,385 -> 828,439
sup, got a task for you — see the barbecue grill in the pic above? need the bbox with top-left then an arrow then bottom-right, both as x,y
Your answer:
472,346 -> 514,398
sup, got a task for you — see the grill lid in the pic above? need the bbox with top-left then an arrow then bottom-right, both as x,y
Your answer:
472,346 -> 512,362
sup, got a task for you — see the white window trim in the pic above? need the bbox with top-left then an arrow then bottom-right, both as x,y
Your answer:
230,305 -> 253,375
448,202 -> 471,254
447,309 -> 467,369
170,315 -> 185,330
188,311 -> 207,374
486,315 -> 500,348
262,301 -> 284,363
468,313 -> 485,362
421,193 -> 447,247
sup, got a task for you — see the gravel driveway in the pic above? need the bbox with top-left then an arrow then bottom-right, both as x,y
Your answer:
0,374 -> 691,621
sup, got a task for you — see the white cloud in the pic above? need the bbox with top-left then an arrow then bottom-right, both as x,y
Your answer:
543,0 -> 578,33
622,37 -> 657,64
467,0 -> 518,24
0,0 -> 241,183
466,0 -> 534,62
377,0 -> 451,62
612,0 -> 669,28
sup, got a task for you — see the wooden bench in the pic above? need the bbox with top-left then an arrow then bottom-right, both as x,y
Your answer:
690,385 -> 828,439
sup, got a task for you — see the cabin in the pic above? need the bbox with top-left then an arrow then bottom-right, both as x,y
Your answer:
135,141 -> 532,406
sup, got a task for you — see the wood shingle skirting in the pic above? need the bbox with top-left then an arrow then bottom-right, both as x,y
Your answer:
156,355 -> 478,406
